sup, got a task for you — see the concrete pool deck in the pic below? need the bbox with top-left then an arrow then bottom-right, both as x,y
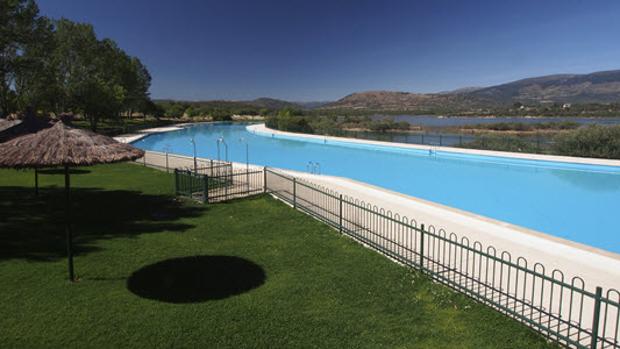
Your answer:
114,125 -> 188,144
288,170 -> 620,285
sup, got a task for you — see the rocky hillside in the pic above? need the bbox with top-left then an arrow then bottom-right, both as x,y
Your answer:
325,70 -> 620,111
467,70 -> 620,105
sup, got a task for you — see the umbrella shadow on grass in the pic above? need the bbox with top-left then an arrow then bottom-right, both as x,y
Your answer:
127,255 -> 266,303
37,168 -> 92,175
0,186 -> 205,262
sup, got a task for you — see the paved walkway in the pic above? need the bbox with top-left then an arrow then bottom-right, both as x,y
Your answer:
114,125 -> 186,143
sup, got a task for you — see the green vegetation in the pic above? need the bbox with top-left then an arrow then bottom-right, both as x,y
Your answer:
461,121 -> 580,132
0,164 -> 554,348
553,125 -> 620,159
458,125 -> 620,159
155,98 -> 300,119
264,108 -> 312,133
1,0 -> 153,131
460,135 -> 541,153
266,114 -> 410,134
157,100 -> 256,120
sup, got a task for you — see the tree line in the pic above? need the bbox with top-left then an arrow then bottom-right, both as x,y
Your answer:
155,100 -> 270,120
1,0 -> 155,131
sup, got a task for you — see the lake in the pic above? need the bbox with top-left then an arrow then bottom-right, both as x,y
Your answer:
372,115 -> 620,127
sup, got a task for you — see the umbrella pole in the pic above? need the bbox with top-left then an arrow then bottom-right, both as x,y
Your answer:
65,165 -> 75,282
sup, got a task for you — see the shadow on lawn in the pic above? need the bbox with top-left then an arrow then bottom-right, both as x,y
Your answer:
37,168 -> 92,175
127,255 -> 266,303
0,186 -> 205,262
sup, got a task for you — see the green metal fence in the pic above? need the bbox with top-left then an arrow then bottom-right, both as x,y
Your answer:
138,151 -> 232,174
175,167 -> 263,203
174,169 -> 207,201
263,167 -> 619,349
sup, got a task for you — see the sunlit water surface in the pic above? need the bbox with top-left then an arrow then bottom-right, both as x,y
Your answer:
133,122 -> 620,254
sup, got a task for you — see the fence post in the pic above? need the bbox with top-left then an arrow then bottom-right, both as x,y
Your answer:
34,168 -> 39,196
420,223 -> 425,270
165,152 -> 169,173
590,286 -> 603,349
439,135 -> 443,146
203,174 -> 209,204
224,172 -> 229,201
143,153 -> 147,166
174,169 -> 179,195
293,178 -> 297,209
459,135 -> 463,146
263,167 -> 267,193
339,194 -> 343,234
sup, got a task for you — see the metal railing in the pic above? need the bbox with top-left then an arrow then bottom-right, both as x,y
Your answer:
263,167 -> 619,349
194,160 -> 232,177
136,151 -> 231,174
175,168 -> 263,203
329,129 -> 555,151
146,150 -> 619,349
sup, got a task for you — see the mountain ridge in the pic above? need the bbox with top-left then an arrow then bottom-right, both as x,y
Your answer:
155,69 -> 620,112
326,69 -> 620,110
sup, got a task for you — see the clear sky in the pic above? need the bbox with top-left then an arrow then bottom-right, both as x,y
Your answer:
37,0 -> 620,102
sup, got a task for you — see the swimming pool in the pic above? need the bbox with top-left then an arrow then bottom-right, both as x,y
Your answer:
132,122 -> 620,254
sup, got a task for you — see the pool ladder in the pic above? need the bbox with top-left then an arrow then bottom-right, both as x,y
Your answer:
307,161 -> 321,175
428,145 -> 438,158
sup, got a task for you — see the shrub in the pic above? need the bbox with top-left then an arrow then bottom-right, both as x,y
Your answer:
461,135 -> 539,153
553,125 -> 620,159
266,115 -> 313,133
211,109 -> 232,121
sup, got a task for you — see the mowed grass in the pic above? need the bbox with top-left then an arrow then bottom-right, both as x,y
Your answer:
0,164 -> 556,348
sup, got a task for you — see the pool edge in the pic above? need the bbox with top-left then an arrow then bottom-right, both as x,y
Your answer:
248,123 -> 620,169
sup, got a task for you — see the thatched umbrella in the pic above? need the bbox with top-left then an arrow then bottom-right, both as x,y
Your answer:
0,121 -> 144,281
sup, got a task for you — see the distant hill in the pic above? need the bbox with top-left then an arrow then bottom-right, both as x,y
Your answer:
325,70 -> 620,111
155,70 -> 620,114
154,98 -> 302,113
438,86 -> 483,95
466,70 -> 620,105
248,98 -> 300,110
295,101 -> 331,109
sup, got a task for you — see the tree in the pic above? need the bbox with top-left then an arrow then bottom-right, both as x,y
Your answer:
2,2 -> 154,130
143,99 -> 164,120
13,14 -> 55,114
277,107 -> 303,117
119,56 -> 151,118
50,20 -> 109,130
0,0 -> 48,117
49,19 -> 152,131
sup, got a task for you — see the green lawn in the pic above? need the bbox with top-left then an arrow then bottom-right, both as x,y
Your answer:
0,164 -> 555,348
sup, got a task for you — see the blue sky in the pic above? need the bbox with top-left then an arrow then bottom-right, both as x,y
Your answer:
37,0 -> 620,101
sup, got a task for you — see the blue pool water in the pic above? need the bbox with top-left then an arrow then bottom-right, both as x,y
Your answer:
133,122 -> 620,254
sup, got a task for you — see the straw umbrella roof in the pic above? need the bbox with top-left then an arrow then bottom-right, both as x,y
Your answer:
0,112 -> 54,143
0,121 -> 144,168
0,120 -> 145,282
